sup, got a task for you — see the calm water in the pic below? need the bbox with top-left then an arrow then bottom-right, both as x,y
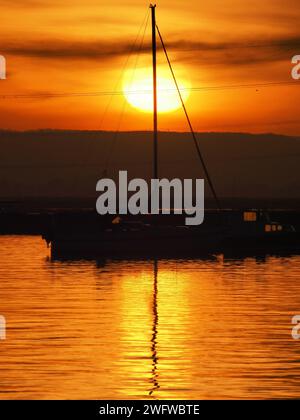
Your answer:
1,236 -> 300,399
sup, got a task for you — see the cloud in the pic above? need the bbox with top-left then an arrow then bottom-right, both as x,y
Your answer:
2,35 -> 300,66
0,0 -> 57,7
168,36 -> 300,66
2,40 -> 140,59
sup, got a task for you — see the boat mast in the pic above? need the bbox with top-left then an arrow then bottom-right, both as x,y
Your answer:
150,4 -> 158,180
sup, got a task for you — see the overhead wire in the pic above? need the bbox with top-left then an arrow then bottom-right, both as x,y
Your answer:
0,80 -> 298,100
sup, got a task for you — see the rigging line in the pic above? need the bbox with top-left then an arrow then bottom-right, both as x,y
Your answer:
156,23 -> 221,211
82,11 -> 150,173
104,10 -> 150,174
103,9 -> 150,174
1,80 -> 297,99
99,8 -> 150,131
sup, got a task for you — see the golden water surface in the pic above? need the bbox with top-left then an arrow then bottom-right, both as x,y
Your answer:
1,236 -> 300,399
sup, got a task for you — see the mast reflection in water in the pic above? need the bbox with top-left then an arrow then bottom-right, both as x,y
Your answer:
149,260 -> 159,397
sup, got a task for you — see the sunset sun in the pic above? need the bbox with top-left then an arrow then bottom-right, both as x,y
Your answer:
122,67 -> 190,113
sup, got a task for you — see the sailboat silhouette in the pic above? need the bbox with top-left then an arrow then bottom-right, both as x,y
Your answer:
44,5 -> 299,259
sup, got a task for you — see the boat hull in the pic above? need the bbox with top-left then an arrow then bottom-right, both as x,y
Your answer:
50,228 -> 223,259
49,229 -> 300,260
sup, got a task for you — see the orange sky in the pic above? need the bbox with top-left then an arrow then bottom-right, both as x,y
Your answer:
0,0 -> 300,134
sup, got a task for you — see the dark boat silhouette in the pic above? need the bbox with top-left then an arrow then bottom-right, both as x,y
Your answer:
43,5 -> 299,259
44,209 -> 298,259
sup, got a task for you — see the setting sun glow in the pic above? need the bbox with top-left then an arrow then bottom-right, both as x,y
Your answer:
123,67 -> 190,113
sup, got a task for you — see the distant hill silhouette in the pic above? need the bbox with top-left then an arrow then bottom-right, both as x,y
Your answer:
0,130 -> 299,207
